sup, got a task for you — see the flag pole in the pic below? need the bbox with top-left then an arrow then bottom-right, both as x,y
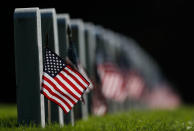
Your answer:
45,32 -> 52,125
48,100 -> 51,124
70,109 -> 75,126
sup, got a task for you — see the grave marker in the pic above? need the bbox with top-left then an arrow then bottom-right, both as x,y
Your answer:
84,23 -> 96,114
14,7 -> 45,127
56,14 -> 72,125
40,8 -> 63,126
71,19 -> 88,120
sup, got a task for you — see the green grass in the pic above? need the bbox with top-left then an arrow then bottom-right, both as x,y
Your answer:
0,104 -> 194,131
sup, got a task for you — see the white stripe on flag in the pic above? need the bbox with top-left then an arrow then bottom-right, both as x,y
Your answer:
102,73 -> 110,97
104,74 -> 115,98
111,75 -> 120,97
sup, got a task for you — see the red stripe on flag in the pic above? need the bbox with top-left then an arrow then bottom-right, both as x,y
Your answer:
63,69 -> 86,90
54,77 -> 80,100
98,64 -> 126,102
66,65 -> 90,86
58,73 -> 83,95
43,76 -> 76,104
42,84 -> 72,110
42,91 -> 68,114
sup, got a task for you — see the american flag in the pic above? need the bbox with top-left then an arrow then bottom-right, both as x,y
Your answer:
78,64 -> 94,93
41,48 -> 90,113
92,99 -> 107,116
97,63 -> 127,102
92,84 -> 107,116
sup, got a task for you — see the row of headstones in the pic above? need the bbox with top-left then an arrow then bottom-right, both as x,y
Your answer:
14,7 -> 98,127
14,7 -> 130,128
14,7 -> 163,128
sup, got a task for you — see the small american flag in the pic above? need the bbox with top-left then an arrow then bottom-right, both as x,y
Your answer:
97,63 -> 127,102
41,48 -> 90,113
125,71 -> 145,100
78,64 -> 94,93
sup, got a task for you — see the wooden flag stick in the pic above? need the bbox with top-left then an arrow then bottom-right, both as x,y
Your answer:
48,100 -> 51,124
70,109 -> 75,126
58,107 -> 64,127
81,94 -> 89,120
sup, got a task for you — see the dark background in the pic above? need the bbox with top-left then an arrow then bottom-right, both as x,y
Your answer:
1,0 -> 193,103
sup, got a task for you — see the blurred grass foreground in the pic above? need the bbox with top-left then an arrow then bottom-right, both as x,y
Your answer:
0,104 -> 194,131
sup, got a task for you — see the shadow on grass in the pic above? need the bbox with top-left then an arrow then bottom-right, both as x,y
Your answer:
0,117 -> 18,128
0,117 -> 46,129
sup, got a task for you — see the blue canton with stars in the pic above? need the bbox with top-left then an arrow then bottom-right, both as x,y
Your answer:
43,48 -> 66,77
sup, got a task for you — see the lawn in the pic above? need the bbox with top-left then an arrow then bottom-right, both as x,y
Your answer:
0,104 -> 194,131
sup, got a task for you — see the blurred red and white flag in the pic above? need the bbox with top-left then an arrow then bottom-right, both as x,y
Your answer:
145,84 -> 181,109
97,63 -> 127,102
92,93 -> 107,116
78,64 -> 94,93
125,71 -> 145,100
